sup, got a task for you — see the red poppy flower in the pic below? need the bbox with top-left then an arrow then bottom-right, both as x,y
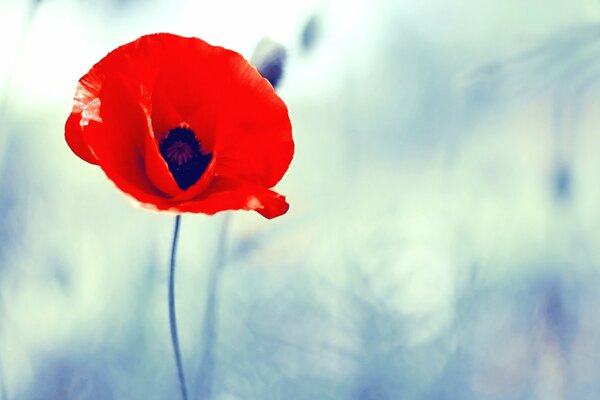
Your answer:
65,33 -> 293,219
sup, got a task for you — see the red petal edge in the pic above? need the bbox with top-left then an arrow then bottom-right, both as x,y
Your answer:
214,49 -> 294,188
65,112 -> 98,164
173,176 -> 289,218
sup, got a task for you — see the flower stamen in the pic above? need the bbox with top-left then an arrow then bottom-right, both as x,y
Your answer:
159,126 -> 212,191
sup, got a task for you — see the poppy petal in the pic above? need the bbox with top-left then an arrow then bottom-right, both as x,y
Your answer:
84,80 -> 172,209
143,130 -> 183,196
65,33 -> 178,161
65,111 -> 98,164
215,51 -> 294,188
175,176 -> 289,218
150,37 -> 222,151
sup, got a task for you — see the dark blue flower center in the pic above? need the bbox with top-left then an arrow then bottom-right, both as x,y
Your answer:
159,126 -> 212,190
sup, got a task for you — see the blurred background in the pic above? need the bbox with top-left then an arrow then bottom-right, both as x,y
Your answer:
2,0 -> 600,399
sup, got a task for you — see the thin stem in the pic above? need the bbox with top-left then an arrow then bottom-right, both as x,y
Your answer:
169,215 -> 187,400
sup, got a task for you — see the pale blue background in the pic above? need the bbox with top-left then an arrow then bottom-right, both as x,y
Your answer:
1,0 -> 599,399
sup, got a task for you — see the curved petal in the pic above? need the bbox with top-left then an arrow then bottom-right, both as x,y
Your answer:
150,37 -> 223,151
65,34 -> 169,165
214,50 -> 294,188
65,111 -> 98,164
143,131 -> 182,196
175,176 -> 289,218
85,80 -> 172,209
